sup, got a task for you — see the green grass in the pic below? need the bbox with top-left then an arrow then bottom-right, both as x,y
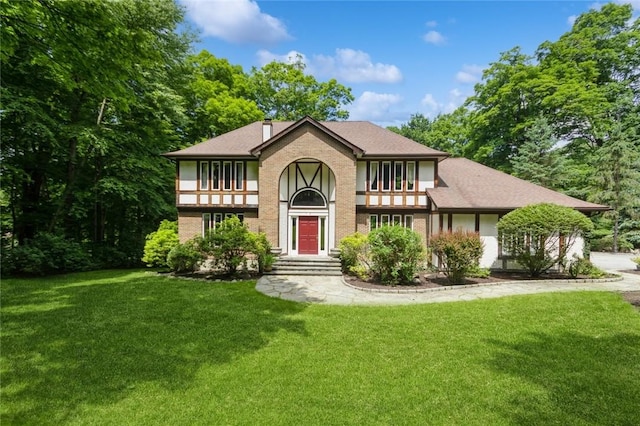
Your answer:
2,270 -> 640,425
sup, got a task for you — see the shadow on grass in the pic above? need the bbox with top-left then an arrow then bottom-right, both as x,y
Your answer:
485,332 -> 640,425
1,270 -> 307,424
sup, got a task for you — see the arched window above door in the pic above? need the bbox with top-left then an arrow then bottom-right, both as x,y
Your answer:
291,188 -> 327,207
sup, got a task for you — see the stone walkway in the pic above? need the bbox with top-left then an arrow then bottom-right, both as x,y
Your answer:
256,252 -> 640,305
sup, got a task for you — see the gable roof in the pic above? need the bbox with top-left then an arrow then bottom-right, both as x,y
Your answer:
428,157 -> 608,212
163,116 -> 449,159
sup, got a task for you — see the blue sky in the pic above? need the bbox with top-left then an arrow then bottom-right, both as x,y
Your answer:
180,0 -> 639,127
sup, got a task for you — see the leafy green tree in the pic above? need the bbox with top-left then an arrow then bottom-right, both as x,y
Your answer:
368,226 -> 425,285
1,0 -> 190,264
430,230 -> 484,284
181,50 -> 263,142
388,108 -> 471,156
535,3 -> 639,146
465,47 -> 541,170
249,57 -> 354,121
497,203 -> 593,277
511,115 -> 566,189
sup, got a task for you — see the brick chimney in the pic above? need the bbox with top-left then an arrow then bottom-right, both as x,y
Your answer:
262,118 -> 272,142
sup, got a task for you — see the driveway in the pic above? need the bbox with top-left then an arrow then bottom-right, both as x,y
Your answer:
590,251 -> 638,272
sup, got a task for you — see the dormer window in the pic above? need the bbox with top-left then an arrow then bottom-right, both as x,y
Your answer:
291,188 -> 326,207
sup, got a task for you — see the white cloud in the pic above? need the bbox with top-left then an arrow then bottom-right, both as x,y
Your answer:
348,91 -> 403,121
183,0 -> 291,44
455,64 -> 484,84
256,48 -> 402,83
425,20 -> 438,27
420,89 -> 468,118
423,30 -> 446,45
567,15 -> 577,26
256,49 -> 306,66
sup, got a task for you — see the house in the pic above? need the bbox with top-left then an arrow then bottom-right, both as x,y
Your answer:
164,116 -> 606,269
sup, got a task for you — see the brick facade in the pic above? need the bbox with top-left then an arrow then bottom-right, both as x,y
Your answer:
258,125 -> 357,249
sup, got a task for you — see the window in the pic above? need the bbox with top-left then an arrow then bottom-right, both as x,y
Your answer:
394,162 -> 403,191
382,162 -> 391,191
291,217 -> 297,251
369,215 -> 378,231
369,161 -> 379,191
223,161 -> 233,190
200,162 -> 209,190
368,214 -> 414,231
202,213 -> 212,236
320,217 -> 326,251
406,162 -> 415,191
203,212 -> 244,236
212,162 -> 220,190
404,215 -> 413,230
291,189 -> 326,207
235,162 -> 244,190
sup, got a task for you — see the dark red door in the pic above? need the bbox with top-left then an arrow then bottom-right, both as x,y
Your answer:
298,216 -> 318,255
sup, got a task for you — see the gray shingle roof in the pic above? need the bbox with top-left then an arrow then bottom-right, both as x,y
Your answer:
164,118 -> 449,158
428,157 -> 607,212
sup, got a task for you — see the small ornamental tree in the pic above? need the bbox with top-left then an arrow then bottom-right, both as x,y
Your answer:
368,225 -> 425,285
197,216 -> 255,275
430,229 -> 484,284
142,220 -> 179,268
497,203 -> 593,277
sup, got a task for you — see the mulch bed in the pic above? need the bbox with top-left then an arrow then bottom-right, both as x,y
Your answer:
343,271 -> 598,291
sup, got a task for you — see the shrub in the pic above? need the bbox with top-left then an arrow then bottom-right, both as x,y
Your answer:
167,241 -> 204,273
430,230 -> 484,284
5,233 -> 93,276
251,232 -> 273,274
590,234 -> 633,252
623,230 -> 640,249
568,255 -> 606,278
467,265 -> 491,279
142,220 -> 179,268
197,216 -> 255,276
497,203 -> 593,277
368,226 -> 424,285
338,232 -> 370,278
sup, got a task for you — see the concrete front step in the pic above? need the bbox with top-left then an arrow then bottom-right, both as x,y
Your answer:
267,256 -> 343,276
267,270 -> 343,276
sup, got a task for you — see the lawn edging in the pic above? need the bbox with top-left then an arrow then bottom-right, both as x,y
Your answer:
342,274 -> 624,294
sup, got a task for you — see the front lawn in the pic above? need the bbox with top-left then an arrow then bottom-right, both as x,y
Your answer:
2,270 -> 639,425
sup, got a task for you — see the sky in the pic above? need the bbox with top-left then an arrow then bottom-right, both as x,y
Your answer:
180,0 -> 639,127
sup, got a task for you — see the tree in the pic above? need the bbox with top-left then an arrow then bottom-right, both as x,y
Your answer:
465,47 -> 542,170
590,120 -> 640,252
388,107 -> 471,156
1,0 -> 191,265
497,203 -> 593,277
181,50 -> 263,142
249,57 -> 354,121
511,115 -> 566,189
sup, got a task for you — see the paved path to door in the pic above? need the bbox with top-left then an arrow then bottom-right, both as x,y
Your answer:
255,252 -> 640,305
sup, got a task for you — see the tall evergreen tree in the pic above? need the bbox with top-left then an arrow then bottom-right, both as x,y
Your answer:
511,116 -> 566,189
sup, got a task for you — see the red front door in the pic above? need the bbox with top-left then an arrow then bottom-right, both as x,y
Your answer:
298,216 -> 318,255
